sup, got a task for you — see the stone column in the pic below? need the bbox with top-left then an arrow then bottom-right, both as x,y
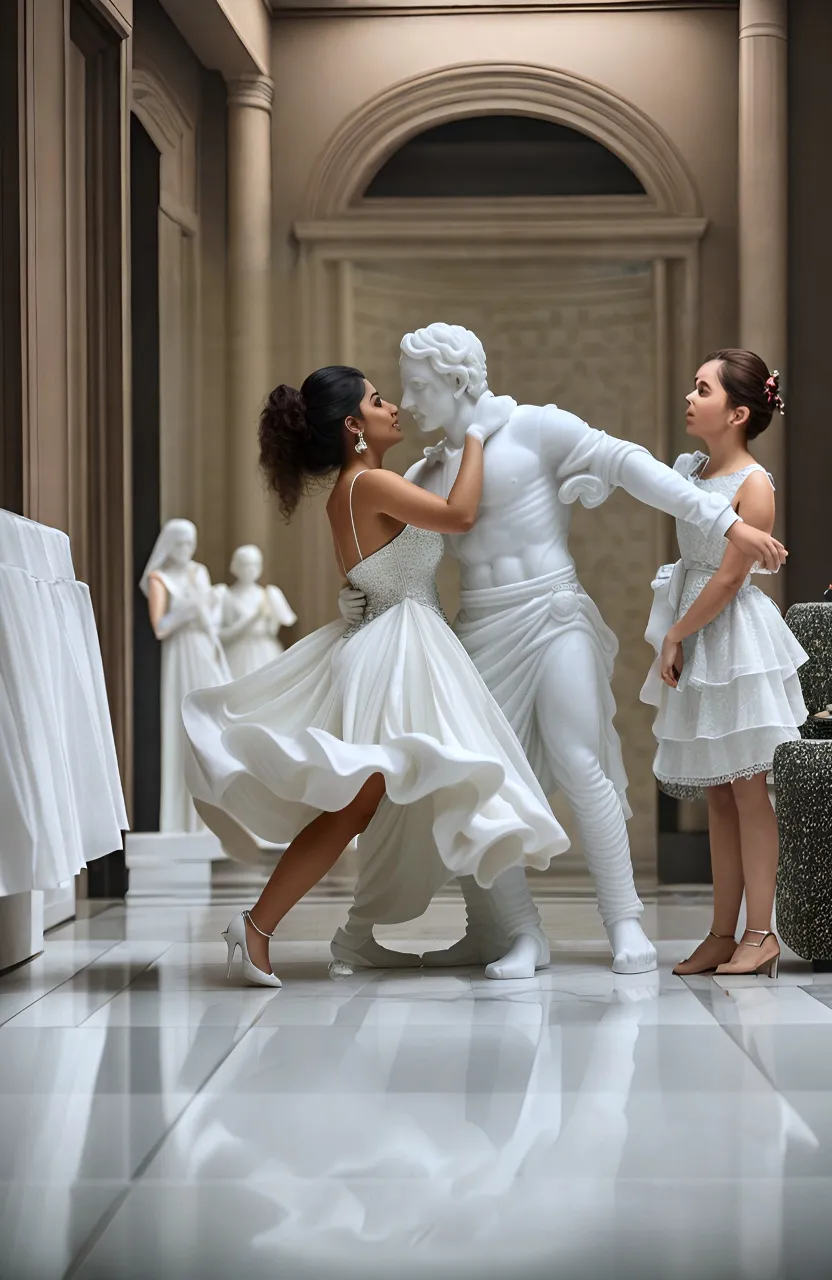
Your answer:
227,74 -> 274,556
738,0 -> 787,555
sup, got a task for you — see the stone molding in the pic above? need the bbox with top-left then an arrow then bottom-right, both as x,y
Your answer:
131,65 -> 198,225
304,63 -> 702,219
227,73 -> 275,113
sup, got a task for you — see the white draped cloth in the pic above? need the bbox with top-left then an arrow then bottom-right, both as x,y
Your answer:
0,510 -> 127,894
455,565 -> 631,816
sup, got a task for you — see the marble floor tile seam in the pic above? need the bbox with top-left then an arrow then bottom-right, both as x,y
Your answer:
106,1173 -> 832,1191
670,979 -> 832,1114
0,939 -> 143,1029
31,947 -> 179,1031
56,987 -> 288,1280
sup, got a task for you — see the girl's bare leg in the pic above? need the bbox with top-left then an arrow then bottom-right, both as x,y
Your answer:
709,782 -> 745,936
674,783 -> 742,973
244,773 -> 386,973
728,771 -> 780,966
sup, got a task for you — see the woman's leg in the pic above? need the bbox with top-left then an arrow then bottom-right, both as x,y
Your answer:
245,773 -> 386,973
673,783 -> 742,973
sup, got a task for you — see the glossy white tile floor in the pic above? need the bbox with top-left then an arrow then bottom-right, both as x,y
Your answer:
2,892 -> 832,1280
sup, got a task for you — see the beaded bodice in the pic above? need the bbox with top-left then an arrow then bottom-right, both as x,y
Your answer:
343,525 -> 447,638
337,471 -> 448,639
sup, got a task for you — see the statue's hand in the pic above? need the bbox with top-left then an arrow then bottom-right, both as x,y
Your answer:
725,520 -> 787,572
466,395 -> 516,445
338,586 -> 366,624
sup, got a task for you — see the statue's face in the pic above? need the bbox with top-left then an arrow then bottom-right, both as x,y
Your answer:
168,533 -> 196,567
400,353 -> 461,436
233,548 -> 262,585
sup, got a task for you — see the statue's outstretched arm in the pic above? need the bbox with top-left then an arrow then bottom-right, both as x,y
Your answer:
540,406 -> 737,537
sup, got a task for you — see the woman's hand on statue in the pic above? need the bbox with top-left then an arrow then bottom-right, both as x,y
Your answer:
338,586 -> 366,625
725,520 -> 786,571
660,634 -> 683,688
466,395 -> 516,445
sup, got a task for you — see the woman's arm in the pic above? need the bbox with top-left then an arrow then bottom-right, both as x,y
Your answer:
357,397 -> 511,533
360,434 -> 487,535
660,471 -> 775,686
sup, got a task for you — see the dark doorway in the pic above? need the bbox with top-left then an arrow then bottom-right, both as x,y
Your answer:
364,115 -> 646,200
130,114 -> 162,833
0,0 -> 23,515
657,792 -> 711,885
70,0 -> 129,898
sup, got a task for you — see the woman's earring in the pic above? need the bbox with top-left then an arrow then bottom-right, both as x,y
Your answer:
354,429 -> 368,455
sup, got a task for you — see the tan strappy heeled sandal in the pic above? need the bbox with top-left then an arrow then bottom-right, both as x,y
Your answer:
714,929 -> 780,978
672,931 -> 736,976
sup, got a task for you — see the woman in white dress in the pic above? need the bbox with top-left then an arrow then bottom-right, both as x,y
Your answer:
183,366 -> 570,987
644,351 -> 807,978
140,519 -> 231,832
217,545 -> 297,678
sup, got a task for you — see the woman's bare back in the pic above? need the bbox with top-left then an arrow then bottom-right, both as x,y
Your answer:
327,467 -> 406,575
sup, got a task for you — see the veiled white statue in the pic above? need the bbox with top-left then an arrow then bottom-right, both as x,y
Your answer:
140,518 -> 230,832
216,545 -> 297,679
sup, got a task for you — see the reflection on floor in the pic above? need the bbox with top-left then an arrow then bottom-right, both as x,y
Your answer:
1,892 -> 831,1280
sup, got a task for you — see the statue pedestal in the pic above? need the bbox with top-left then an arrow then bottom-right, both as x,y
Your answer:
210,852 -> 276,902
125,831 -> 228,902
125,831 -> 286,903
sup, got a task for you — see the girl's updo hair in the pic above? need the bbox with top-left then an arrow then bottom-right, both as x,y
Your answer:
706,348 -> 785,441
258,366 -> 366,520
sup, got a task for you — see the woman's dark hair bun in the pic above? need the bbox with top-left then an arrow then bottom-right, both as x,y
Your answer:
270,384 -> 308,435
706,348 -> 783,441
259,366 -> 366,520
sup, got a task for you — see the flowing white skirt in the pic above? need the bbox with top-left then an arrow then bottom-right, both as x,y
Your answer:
183,598 -> 570,892
652,578 -> 808,797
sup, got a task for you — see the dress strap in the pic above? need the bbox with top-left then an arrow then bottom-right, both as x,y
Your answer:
745,462 -> 776,492
348,470 -> 370,562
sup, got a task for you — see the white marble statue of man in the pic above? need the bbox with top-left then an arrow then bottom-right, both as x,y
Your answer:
332,323 -> 787,979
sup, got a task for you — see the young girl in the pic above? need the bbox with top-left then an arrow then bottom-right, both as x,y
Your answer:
644,350 -> 808,978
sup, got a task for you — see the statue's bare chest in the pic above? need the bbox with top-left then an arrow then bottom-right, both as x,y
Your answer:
431,430 -> 546,513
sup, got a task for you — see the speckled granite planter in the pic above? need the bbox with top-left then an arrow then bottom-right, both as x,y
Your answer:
784,602 -> 832,738
774,739 -> 832,969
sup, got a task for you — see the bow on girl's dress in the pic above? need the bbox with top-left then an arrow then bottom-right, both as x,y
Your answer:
640,559 -> 686,708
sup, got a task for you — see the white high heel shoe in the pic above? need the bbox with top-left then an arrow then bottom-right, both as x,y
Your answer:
222,911 -> 282,989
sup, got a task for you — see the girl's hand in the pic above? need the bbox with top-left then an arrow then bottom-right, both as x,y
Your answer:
660,634 -> 683,688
